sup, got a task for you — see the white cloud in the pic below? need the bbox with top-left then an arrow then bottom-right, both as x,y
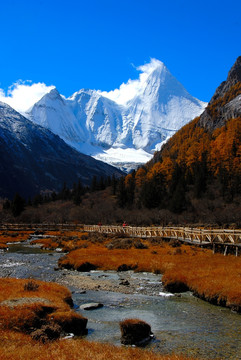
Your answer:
101,58 -> 164,105
0,81 -> 55,114
0,59 -> 165,112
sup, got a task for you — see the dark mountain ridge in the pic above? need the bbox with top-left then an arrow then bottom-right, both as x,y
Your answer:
0,101 -> 123,199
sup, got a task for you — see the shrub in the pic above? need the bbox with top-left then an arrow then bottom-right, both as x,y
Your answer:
120,318 -> 152,345
49,310 -> 88,335
30,323 -> 61,343
24,280 -> 39,292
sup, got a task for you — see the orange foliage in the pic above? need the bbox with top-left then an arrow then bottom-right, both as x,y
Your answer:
158,158 -> 174,182
160,117 -> 210,169
146,162 -> 163,180
135,167 -> 146,187
211,117 -> 241,176
147,116 -> 241,183
124,173 -> 133,187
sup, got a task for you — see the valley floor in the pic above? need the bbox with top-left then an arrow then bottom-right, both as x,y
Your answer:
1,226 -> 241,359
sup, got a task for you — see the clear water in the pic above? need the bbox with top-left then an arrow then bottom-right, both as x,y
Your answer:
1,243 -> 241,359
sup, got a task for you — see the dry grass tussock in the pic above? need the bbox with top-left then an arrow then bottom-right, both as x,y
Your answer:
30,231 -> 90,251
0,330 -> 197,360
0,230 -> 32,249
0,278 -> 87,334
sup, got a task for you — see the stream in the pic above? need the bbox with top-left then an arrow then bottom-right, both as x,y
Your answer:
1,241 -> 241,359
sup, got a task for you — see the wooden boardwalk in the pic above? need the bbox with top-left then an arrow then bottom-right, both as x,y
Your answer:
1,223 -> 241,254
83,225 -> 241,247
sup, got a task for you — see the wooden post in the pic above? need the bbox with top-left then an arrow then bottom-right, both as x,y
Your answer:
224,246 -> 228,256
213,243 -> 216,254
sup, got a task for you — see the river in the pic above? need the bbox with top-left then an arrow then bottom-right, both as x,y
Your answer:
1,241 -> 241,359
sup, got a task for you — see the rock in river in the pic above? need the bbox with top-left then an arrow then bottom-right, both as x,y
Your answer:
79,302 -> 103,310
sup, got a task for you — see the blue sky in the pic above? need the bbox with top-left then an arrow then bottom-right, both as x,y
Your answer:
0,0 -> 240,103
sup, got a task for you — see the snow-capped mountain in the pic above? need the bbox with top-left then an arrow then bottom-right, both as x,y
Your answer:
27,59 -> 207,171
0,101 -> 123,198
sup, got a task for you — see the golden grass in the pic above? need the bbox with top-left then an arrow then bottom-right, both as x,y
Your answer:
0,243 -> 8,249
0,330 -> 197,360
30,238 -> 60,250
58,240 -> 241,310
0,278 -> 83,333
0,230 -> 32,245
0,278 -> 72,307
30,231 -> 90,251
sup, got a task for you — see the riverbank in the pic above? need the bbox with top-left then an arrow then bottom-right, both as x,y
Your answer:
2,227 -> 241,312
0,277 -> 196,360
56,231 -> 241,313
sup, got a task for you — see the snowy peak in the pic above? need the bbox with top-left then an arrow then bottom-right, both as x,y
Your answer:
28,87 -> 86,144
27,59 -> 207,170
121,61 -> 206,151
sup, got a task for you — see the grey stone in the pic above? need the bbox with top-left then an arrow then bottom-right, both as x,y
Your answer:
79,302 -> 103,310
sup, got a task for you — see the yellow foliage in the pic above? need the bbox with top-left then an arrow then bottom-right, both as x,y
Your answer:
135,168 -> 146,187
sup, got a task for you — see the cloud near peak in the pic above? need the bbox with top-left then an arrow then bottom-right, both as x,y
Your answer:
0,81 -> 55,114
101,58 -> 165,105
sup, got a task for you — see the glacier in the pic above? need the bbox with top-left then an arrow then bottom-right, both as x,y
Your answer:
27,59 -> 207,171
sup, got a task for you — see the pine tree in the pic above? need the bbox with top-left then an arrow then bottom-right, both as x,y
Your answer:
111,174 -> 117,195
73,180 -> 84,205
117,177 -> 128,207
11,193 -> 25,217
91,176 -> 97,192
2,199 -> 11,210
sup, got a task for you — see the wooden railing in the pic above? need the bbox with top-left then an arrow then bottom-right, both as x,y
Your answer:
83,225 -> 241,245
1,223 -> 241,245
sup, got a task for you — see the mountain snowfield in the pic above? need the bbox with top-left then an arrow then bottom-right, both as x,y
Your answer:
27,59 -> 207,171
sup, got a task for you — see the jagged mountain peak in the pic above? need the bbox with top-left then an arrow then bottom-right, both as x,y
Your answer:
69,88 -> 98,101
227,56 -> 241,84
199,56 -> 241,130
36,87 -> 64,104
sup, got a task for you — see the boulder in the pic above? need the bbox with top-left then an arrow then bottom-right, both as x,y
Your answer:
79,303 -> 103,310
119,280 -> 130,286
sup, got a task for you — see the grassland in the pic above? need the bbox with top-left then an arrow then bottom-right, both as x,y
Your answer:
55,231 -> 241,312
0,230 -> 32,249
